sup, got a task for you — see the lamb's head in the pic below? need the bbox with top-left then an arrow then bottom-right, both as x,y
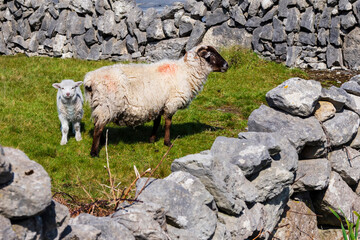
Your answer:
52,79 -> 82,101
185,45 -> 229,73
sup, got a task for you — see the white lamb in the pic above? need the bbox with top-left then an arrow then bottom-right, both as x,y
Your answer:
52,79 -> 84,145
84,45 -> 228,157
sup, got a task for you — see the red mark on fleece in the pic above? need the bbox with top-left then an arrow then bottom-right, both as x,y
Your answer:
157,64 -> 177,74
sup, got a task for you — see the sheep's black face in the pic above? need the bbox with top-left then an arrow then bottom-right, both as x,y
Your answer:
197,46 -> 229,73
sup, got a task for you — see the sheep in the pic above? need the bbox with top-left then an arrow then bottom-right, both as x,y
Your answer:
52,79 -> 84,145
84,45 -> 228,157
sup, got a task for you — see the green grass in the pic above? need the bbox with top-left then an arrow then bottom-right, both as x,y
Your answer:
0,47 -> 305,200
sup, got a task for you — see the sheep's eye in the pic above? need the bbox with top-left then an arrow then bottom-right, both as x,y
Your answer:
61,87 -> 64,90
72,87 -> 75,89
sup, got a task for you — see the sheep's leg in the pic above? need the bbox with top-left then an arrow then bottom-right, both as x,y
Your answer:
149,115 -> 161,143
164,115 -> 172,147
60,117 -> 69,145
73,121 -> 82,141
90,123 -> 106,157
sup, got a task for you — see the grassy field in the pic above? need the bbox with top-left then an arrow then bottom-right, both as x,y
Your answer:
0,47 -> 305,201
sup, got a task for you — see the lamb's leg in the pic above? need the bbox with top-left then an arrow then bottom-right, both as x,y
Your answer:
164,115 -> 172,147
60,117 -> 69,145
149,115 -> 161,143
90,123 -> 105,157
73,121 -> 82,141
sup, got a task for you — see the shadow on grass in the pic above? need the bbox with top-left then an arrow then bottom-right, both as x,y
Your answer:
88,121 -> 222,151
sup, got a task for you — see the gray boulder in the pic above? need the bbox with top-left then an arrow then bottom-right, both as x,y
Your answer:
344,27 -> 360,70
341,81 -> 360,96
210,136 -> 272,176
0,215 -> 17,240
66,12 -> 86,35
341,12 -> 357,30
70,0 -> 93,14
320,86 -> 347,112
350,128 -> 360,149
171,151 -> 252,215
292,159 -> 331,192
72,35 -> 89,59
11,216 -> 43,240
186,21 -> 206,51
41,200 -> 70,240
286,7 -> 300,32
146,18 -> 166,41
238,132 -> 298,172
201,22 -> 252,48
218,204 -> 264,240
61,224 -> 101,240
251,167 -> 294,202
248,105 -> 326,154
265,78 -> 322,117
70,213 -> 135,240
165,171 -> 216,209
139,8 -> 157,31
163,19 -> 178,38
0,147 -> 52,219
112,202 -> 168,240
326,45 -> 343,69
205,8 -> 229,27
313,171 -> 360,226
328,147 -> 360,186
322,110 -> 360,147
136,178 -> 217,240
300,7 -> 315,32
145,37 -> 188,61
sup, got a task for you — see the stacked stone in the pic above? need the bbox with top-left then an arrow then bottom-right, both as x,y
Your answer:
2,0 -> 360,69
0,145 -> 70,240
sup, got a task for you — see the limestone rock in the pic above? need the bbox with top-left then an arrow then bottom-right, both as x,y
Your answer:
266,77 -> 322,117
314,101 -> 336,122
328,147 -> 360,186
248,105 -> 326,154
0,147 -> 52,219
322,110 -> 360,147
292,159 -> 331,192
136,178 -> 217,240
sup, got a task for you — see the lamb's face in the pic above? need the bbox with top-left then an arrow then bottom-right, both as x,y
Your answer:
52,80 -> 82,100
196,46 -> 229,73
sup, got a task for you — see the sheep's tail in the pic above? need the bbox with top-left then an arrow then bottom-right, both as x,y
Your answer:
83,73 -> 93,104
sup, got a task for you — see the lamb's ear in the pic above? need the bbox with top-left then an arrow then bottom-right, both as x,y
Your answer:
52,83 -> 61,89
75,81 -> 83,87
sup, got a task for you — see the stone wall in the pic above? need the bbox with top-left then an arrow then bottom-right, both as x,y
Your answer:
3,75 -> 360,239
2,0 -> 360,69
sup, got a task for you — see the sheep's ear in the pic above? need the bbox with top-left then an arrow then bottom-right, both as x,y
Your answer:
75,81 -> 83,87
197,47 -> 211,60
52,83 -> 61,89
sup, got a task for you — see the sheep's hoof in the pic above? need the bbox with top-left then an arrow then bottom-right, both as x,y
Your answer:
60,140 -> 67,145
75,135 -> 82,141
149,136 -> 156,143
164,140 -> 172,147
90,150 -> 99,158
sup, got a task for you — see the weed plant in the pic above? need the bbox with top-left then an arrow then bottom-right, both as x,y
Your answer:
0,47 -> 305,200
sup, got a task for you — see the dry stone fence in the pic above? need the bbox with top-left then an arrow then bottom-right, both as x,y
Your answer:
2,0 -> 360,69
3,75 -> 360,239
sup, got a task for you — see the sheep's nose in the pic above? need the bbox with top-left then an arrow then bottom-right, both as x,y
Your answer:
66,92 -> 70,96
221,62 -> 229,72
